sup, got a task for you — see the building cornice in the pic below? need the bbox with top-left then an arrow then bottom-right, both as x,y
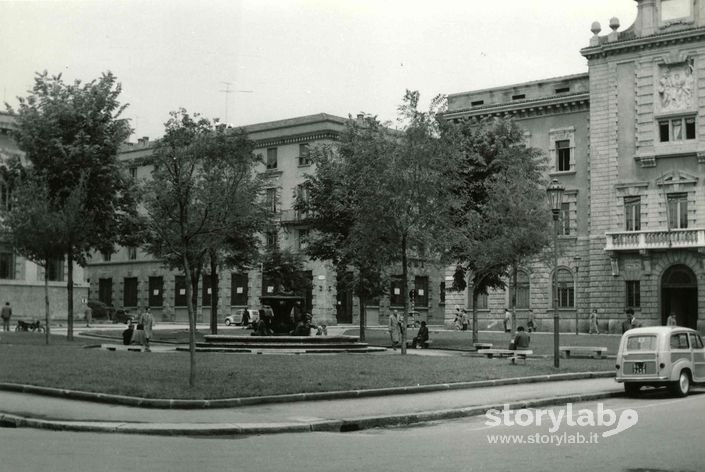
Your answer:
581,26 -> 705,60
443,92 -> 590,121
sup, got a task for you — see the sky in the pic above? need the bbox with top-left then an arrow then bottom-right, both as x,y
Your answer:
1,0 -> 637,141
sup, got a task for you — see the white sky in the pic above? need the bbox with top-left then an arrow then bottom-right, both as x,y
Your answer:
1,0 -> 637,140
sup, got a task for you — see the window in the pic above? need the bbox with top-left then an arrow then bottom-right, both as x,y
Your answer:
555,268 -> 574,308
123,277 -> 138,307
626,335 -> 656,351
148,276 -> 163,307
689,333 -> 704,349
509,271 -> 530,309
266,147 -> 278,169
439,281 -> 446,304
47,257 -> 64,282
0,181 -> 10,211
202,274 -> 212,305
625,196 -> 641,231
295,184 -> 309,217
231,273 -> 248,306
0,251 -> 14,279
128,167 -> 137,179
102,251 -> 112,262
298,143 -> 310,166
390,276 -> 404,306
475,292 -> 488,310
626,280 -> 641,308
298,229 -> 309,250
556,140 -> 571,172
559,202 -> 571,236
670,333 -> 690,349
266,188 -> 277,213
667,193 -> 688,229
262,273 -> 276,296
414,276 -> 429,307
659,116 -> 695,142
661,0 -> 691,22
174,275 -> 187,307
99,278 -> 113,306
127,246 -> 137,261
265,230 -> 278,249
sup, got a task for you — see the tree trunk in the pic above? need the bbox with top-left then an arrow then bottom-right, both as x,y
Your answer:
44,264 -> 51,345
190,264 -> 201,325
184,255 -> 196,387
209,250 -> 218,335
358,294 -> 366,342
400,234 -> 408,355
472,288 -> 479,344
511,262 -> 517,335
66,249 -> 74,341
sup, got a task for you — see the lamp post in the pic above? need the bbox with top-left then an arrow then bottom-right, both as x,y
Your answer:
547,179 -> 565,368
574,256 -> 581,336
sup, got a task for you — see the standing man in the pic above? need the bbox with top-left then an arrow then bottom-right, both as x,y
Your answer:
388,310 -> 401,350
139,307 -> 154,352
589,309 -> 599,334
622,309 -> 634,333
503,308 -> 512,334
1,302 -> 12,331
667,312 -> 678,326
84,303 -> 93,328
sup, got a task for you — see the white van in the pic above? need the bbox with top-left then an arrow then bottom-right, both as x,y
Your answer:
616,326 -> 705,396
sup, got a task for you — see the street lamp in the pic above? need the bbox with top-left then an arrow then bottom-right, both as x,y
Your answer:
574,256 -> 581,336
547,178 -> 565,368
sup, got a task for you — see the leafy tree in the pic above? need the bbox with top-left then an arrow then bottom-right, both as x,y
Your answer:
445,117 -> 549,343
8,71 -> 135,340
143,109 -> 265,385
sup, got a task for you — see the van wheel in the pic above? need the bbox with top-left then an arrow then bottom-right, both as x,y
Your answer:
670,371 -> 690,397
224,319 -> 232,326
624,383 -> 641,396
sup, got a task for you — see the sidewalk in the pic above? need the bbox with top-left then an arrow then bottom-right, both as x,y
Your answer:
0,375 -> 622,436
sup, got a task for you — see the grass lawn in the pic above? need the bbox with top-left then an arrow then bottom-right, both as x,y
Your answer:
0,331 -> 614,400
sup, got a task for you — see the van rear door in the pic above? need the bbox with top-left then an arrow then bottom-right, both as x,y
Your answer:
622,334 -> 658,378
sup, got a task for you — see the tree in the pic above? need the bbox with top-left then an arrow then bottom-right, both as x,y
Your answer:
143,109 -> 265,386
8,71 -> 135,340
444,117 -> 550,343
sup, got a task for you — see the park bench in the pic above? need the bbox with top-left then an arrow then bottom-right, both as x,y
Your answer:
473,342 -> 493,350
559,346 -> 608,359
477,348 -> 533,364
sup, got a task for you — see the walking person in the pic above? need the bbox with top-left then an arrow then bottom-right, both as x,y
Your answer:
1,302 -> 12,332
388,310 -> 402,350
84,303 -> 93,328
503,308 -> 512,333
589,309 -> 600,334
139,306 -> 155,352
526,309 -> 536,333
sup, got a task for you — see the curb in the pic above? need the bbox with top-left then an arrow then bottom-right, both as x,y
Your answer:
0,390 -> 622,436
0,371 -> 616,409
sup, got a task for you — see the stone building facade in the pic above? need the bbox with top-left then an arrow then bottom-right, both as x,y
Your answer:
85,113 -> 447,327
444,0 -> 705,333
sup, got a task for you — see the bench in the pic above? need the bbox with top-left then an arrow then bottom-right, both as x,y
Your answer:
406,339 -> 433,349
477,348 -> 533,364
473,342 -> 493,350
559,346 -> 608,359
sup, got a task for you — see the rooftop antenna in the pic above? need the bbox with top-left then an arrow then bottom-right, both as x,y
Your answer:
220,82 -> 254,124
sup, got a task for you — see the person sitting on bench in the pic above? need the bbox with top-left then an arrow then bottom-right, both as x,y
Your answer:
410,321 -> 430,348
509,326 -> 530,350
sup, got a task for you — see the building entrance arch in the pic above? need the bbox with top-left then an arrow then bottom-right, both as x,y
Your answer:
661,264 -> 698,329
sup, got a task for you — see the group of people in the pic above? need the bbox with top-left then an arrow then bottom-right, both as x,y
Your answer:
121,307 -> 155,351
388,310 -> 430,349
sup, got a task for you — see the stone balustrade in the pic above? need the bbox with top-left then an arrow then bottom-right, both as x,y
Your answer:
605,228 -> 705,251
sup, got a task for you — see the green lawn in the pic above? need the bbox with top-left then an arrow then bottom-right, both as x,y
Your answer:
0,331 -> 614,400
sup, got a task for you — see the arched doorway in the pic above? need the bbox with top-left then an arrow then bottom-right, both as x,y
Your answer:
661,264 -> 698,329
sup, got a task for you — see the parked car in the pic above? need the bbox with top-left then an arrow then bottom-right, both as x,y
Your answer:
87,300 -> 114,320
224,309 -> 259,327
113,308 -> 133,324
615,326 -> 705,397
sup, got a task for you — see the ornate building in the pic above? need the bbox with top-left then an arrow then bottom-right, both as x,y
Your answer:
444,0 -> 705,333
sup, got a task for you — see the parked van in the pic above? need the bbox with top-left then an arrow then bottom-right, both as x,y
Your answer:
616,326 -> 705,396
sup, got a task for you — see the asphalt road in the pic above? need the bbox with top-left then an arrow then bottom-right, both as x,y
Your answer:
1,390 -> 703,472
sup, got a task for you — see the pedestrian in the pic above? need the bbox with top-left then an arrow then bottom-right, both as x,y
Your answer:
622,308 -> 634,333
503,308 -> 512,333
84,303 -> 92,327
453,305 -> 462,330
589,309 -> 599,334
526,309 -> 536,333
388,310 -> 402,350
1,302 -> 12,332
629,310 -> 641,329
122,320 -> 135,345
667,312 -> 678,327
461,310 -> 469,331
139,306 -> 154,352
410,321 -> 430,349
162,300 -> 174,322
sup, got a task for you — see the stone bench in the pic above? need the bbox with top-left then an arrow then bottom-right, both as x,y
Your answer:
406,339 -> 433,349
559,346 -> 608,359
473,342 -> 493,350
477,348 -> 533,364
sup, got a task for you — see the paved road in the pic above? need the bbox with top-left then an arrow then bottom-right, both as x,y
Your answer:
2,392 -> 703,472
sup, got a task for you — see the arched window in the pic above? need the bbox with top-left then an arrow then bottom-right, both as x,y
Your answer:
515,271 -> 530,309
555,268 -> 574,308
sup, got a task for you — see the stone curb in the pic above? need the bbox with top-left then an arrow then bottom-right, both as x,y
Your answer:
0,371 -> 615,409
0,390 -> 622,436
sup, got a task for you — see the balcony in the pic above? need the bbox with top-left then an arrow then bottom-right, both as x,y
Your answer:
605,228 -> 705,252
279,209 -> 310,225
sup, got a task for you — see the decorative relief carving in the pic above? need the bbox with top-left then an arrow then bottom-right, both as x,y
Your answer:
657,58 -> 695,112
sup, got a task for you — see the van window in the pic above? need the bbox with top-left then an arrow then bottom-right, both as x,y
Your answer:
626,335 -> 657,351
670,333 -> 690,349
689,333 -> 704,349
